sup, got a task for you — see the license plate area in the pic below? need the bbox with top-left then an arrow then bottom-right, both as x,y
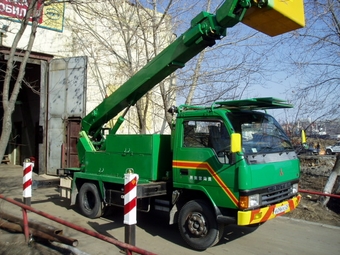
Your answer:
273,204 -> 289,215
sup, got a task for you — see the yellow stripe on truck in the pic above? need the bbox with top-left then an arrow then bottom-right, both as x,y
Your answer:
173,160 -> 239,207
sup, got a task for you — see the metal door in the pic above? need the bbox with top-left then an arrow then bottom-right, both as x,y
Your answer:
43,56 -> 87,175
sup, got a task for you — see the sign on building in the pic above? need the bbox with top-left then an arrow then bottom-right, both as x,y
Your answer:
0,0 -> 65,32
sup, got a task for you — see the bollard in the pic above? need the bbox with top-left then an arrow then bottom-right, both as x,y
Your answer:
124,169 -> 139,247
23,159 -> 34,206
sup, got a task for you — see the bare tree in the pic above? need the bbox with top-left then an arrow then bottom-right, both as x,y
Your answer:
184,0 -> 212,106
176,0 -> 273,106
64,0 -> 302,139
67,0 -> 275,134
0,0 -> 46,164
278,0 -> 340,124
67,0 -> 177,134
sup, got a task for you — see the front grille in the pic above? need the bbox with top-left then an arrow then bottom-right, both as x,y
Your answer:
261,182 -> 292,206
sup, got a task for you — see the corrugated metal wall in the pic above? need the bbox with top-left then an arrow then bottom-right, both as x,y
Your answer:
42,56 -> 87,175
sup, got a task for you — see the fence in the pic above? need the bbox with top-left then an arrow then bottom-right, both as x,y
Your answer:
0,194 -> 157,255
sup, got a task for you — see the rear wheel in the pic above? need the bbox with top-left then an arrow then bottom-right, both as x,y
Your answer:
78,182 -> 103,218
178,200 -> 224,251
326,149 -> 332,155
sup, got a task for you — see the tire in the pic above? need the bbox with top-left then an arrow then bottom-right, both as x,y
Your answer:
326,149 -> 332,155
178,200 -> 224,251
78,182 -> 103,218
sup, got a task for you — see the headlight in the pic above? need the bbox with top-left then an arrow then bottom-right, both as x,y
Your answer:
249,194 -> 260,207
239,194 -> 260,209
292,183 -> 299,194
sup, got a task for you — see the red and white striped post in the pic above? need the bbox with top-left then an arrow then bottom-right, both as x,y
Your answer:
23,159 -> 34,206
124,169 -> 139,246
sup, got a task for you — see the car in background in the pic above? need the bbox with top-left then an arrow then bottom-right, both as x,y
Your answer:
325,142 -> 340,155
295,145 -> 318,155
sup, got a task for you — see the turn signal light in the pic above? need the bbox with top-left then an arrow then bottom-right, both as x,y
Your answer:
239,196 -> 249,210
239,194 -> 260,209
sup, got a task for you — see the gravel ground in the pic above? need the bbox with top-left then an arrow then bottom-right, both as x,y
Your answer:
287,155 -> 340,227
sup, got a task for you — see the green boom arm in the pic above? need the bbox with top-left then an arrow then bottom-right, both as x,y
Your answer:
81,0 -> 250,138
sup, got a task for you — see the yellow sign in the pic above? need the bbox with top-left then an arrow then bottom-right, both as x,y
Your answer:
40,2 -> 65,32
0,0 -> 65,32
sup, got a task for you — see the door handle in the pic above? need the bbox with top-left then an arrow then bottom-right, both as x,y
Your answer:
180,169 -> 188,175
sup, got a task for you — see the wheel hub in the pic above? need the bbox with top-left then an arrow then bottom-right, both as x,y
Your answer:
187,213 -> 208,236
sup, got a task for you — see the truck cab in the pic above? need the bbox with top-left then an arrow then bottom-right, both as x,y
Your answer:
171,99 -> 300,245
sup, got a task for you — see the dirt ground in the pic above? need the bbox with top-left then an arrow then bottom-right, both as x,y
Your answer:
287,155 -> 340,227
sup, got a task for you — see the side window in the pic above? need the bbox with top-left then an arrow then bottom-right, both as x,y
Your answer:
183,120 -> 231,163
207,123 -> 230,156
183,121 -> 209,148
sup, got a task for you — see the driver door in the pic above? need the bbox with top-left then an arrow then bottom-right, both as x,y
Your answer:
173,119 -> 238,208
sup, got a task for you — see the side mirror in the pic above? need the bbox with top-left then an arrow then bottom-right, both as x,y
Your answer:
231,133 -> 242,153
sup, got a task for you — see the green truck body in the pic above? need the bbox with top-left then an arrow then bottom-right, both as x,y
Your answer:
59,0 -> 305,250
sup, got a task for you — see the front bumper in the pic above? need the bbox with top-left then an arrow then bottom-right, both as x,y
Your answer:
237,194 -> 301,226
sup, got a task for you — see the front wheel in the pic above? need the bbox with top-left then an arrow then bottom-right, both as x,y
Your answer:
178,200 -> 224,250
78,182 -> 103,218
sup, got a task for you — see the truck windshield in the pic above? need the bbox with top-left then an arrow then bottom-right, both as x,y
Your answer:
226,111 -> 293,155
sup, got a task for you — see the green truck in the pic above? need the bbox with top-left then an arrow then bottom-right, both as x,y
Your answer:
59,0 -> 305,250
